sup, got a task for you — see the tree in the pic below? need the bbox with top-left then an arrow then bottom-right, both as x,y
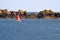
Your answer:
24,11 -> 28,18
37,11 -> 43,18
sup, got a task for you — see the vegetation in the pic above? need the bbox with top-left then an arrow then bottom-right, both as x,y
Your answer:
0,9 -> 60,19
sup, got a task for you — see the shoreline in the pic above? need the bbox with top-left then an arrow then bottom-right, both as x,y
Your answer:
0,9 -> 60,19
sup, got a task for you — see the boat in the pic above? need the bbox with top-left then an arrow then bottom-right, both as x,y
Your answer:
16,14 -> 21,22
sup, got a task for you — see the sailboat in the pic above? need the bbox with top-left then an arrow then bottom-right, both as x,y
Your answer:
16,14 -> 21,22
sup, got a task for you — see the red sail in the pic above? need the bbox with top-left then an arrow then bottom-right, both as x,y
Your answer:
16,14 -> 21,21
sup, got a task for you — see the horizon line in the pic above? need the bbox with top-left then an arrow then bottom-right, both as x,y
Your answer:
0,9 -> 60,12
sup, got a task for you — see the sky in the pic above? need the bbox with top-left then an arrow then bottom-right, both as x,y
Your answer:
0,0 -> 60,12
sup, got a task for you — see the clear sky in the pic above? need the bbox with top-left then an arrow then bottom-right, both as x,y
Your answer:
0,0 -> 60,12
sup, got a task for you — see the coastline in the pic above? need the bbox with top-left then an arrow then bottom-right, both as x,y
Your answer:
0,9 -> 60,19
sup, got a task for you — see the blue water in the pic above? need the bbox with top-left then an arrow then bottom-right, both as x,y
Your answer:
0,19 -> 60,40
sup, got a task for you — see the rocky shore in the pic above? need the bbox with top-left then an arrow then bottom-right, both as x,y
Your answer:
0,9 -> 60,19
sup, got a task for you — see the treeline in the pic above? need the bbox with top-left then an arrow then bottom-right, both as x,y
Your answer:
0,9 -> 60,19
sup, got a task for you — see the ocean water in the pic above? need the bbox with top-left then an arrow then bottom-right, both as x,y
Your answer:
0,19 -> 60,40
